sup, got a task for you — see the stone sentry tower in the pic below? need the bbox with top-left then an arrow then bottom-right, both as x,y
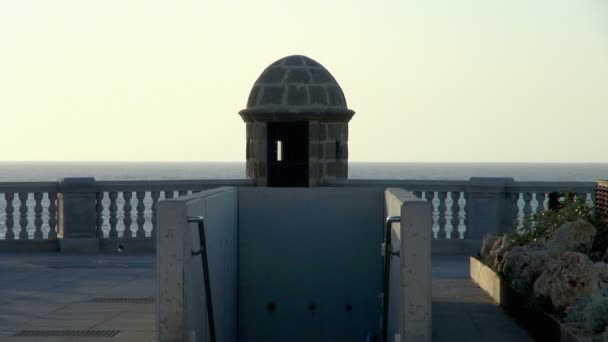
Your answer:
239,55 -> 355,187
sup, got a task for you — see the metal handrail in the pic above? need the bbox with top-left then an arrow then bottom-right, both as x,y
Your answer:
382,215 -> 401,342
187,216 -> 216,342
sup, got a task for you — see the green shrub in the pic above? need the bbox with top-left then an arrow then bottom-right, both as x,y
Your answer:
511,194 -> 608,254
527,195 -> 593,239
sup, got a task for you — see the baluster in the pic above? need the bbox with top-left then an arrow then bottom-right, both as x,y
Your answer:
413,191 -> 422,199
96,192 -> 104,238
462,193 -> 468,235
136,191 -> 146,239
424,191 -> 436,237
109,192 -> 118,238
535,192 -> 546,214
523,193 -> 533,230
123,192 -> 133,239
450,192 -> 461,239
510,193 -> 520,230
18,193 -> 28,240
4,193 -> 15,240
151,191 -> 160,239
47,192 -> 57,239
178,190 -> 187,197
437,192 -> 448,238
33,192 -> 43,240
164,191 -> 174,199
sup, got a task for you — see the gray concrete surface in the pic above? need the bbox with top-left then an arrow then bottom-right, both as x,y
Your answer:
238,187 -> 384,340
432,255 -> 533,342
0,253 -> 531,342
0,253 -> 155,342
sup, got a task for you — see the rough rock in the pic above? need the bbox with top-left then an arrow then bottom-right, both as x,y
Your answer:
590,250 -> 604,262
501,245 -> 557,295
480,234 -> 501,261
593,262 -> 608,298
585,297 -> 608,332
595,262 -> 608,283
545,219 -> 596,254
533,251 -> 595,310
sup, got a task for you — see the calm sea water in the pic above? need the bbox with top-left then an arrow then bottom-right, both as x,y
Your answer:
0,161 -> 607,182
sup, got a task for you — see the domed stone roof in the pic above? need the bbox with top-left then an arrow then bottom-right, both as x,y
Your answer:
239,55 -> 354,117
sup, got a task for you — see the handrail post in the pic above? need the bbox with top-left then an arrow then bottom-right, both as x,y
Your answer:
57,177 -> 100,252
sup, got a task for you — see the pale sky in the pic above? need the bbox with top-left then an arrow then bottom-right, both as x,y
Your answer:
1,0 -> 607,162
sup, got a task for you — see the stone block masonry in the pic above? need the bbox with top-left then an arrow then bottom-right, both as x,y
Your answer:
308,121 -> 349,186
239,55 -> 355,187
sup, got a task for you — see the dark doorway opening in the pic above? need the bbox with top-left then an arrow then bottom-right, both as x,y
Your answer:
267,122 -> 309,187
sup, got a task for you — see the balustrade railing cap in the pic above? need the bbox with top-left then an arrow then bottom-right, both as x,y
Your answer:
59,177 -> 97,192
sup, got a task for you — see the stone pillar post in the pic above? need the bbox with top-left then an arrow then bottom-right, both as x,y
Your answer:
465,177 -> 515,239
58,177 -> 99,252
399,194 -> 433,341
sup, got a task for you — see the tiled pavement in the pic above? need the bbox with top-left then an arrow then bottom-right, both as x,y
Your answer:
0,253 -> 155,342
0,253 -> 531,341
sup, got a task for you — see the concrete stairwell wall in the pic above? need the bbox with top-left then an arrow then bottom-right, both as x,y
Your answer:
385,188 -> 433,342
157,187 -> 238,342
237,187 -> 384,341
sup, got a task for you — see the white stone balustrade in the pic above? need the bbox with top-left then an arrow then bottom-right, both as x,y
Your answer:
0,179 -> 254,251
0,177 -> 596,252
327,178 -> 596,239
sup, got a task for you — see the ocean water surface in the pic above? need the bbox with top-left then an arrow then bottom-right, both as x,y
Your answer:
1,161 -> 607,182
